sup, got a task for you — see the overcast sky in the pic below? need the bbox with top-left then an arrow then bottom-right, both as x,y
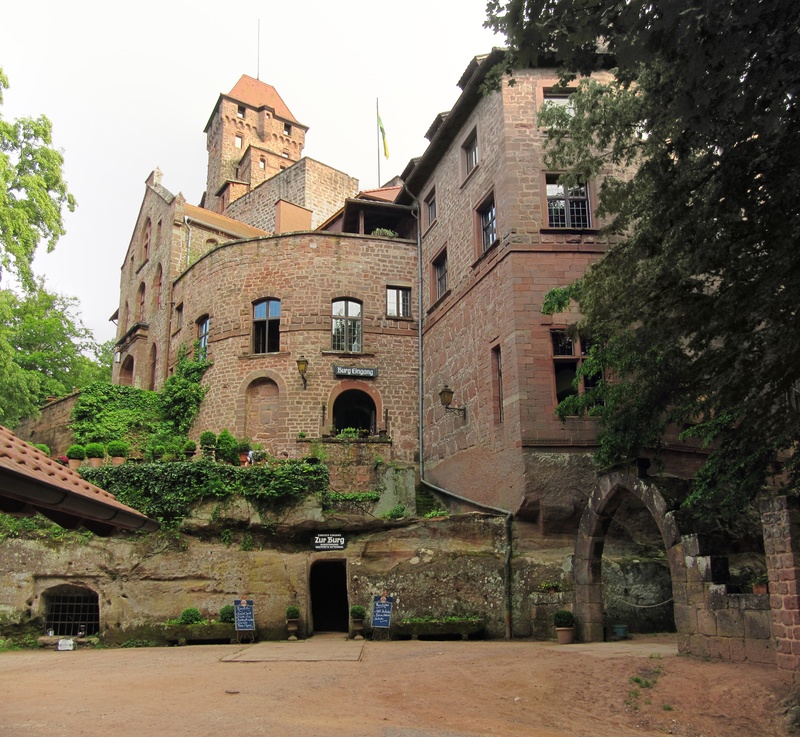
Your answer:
1,1 -> 504,344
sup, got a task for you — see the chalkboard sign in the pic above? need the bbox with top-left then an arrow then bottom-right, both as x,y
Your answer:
234,599 -> 255,631
372,595 -> 394,628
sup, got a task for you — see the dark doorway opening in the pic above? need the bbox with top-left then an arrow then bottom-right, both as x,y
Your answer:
332,389 -> 376,433
43,586 -> 100,636
310,560 -> 348,633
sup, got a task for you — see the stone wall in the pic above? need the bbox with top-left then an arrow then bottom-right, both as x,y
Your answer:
15,394 -> 79,457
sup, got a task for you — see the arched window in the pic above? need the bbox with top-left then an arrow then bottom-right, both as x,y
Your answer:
153,264 -> 163,309
148,344 -> 157,391
119,355 -> 134,386
333,389 -> 376,433
331,299 -> 362,353
197,314 -> 210,351
142,219 -> 151,262
137,283 -> 146,322
253,299 -> 280,354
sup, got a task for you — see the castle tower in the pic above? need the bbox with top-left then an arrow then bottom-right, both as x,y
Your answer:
203,75 -> 308,213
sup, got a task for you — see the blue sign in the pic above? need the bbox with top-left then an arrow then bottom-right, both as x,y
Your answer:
234,599 -> 255,631
372,595 -> 394,628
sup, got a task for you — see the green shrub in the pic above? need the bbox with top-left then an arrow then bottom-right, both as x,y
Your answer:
424,509 -> 448,518
216,429 -> 239,464
381,503 -> 407,520
219,605 -> 235,623
336,427 -> 360,439
84,442 -> 105,459
237,438 -> 251,453
349,605 -> 366,619
177,607 -> 205,625
34,443 -> 50,455
106,440 -> 129,458
66,444 -> 86,460
286,605 -> 300,620
183,439 -> 197,453
553,609 -> 575,628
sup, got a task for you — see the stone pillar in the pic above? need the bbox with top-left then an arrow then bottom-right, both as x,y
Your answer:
761,495 -> 800,682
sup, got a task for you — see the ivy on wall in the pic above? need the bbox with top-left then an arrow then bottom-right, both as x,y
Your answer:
81,459 -> 329,526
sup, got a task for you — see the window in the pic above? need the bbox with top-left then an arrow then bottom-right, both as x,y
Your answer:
424,188 -> 437,228
463,131 -> 478,177
283,123 -> 292,136
281,151 -> 289,158
386,287 -> 411,318
156,219 -> 162,247
175,303 -> 183,330
154,265 -> 162,308
331,299 -> 362,352
492,345 -> 504,423
542,87 -> 576,114
197,315 -> 210,351
237,105 -> 246,119
433,250 -> 448,301
234,135 -> 243,149
546,174 -> 591,229
259,158 -> 266,170
137,283 -> 146,322
253,299 -> 281,353
142,219 -> 151,262
478,195 -> 497,252
551,330 -> 600,404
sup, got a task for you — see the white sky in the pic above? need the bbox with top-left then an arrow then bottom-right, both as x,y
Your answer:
1,0 -> 504,344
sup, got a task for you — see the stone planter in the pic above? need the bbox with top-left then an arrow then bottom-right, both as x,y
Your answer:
394,619 -> 484,640
286,618 -> 300,641
351,618 -> 365,640
556,627 -> 575,645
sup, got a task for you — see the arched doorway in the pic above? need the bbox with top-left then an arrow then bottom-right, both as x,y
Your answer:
310,560 -> 348,633
332,389 -> 376,433
119,356 -> 134,386
42,584 -> 100,636
573,470 -> 687,642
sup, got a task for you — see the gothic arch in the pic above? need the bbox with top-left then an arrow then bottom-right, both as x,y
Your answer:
573,469 -> 687,642
327,380 -> 383,434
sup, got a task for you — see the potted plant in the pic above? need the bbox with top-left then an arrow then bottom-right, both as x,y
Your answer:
286,605 -> 300,641
34,443 -> 50,456
84,442 -> 106,468
65,444 -> 86,471
553,609 -> 576,644
752,573 -> 769,595
237,438 -> 251,465
183,439 -> 197,460
216,429 -> 238,465
106,440 -> 129,466
199,431 -> 216,460
350,604 -> 367,640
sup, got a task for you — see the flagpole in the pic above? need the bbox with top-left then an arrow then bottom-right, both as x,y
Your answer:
376,98 -> 381,187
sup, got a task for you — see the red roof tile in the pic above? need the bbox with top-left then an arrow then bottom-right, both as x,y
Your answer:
228,75 -> 302,126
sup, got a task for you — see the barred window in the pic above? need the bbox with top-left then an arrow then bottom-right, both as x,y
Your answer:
546,174 -> 591,229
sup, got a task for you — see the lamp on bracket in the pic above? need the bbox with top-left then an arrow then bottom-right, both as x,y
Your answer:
439,384 -> 466,417
296,355 -> 309,390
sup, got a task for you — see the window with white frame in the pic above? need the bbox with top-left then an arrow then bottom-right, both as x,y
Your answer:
463,131 -> 478,177
234,135 -> 243,149
331,299 -> 362,352
478,195 -> 497,252
386,286 -> 411,318
424,188 -> 437,229
433,250 -> 448,301
546,174 -> 591,229
197,315 -> 210,351
253,298 -> 281,354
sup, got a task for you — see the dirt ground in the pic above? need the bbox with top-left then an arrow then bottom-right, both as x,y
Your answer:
0,633 -> 794,737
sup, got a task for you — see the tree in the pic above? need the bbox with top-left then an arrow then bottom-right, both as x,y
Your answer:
0,285 -> 104,428
486,0 -> 800,516
0,67 -> 76,290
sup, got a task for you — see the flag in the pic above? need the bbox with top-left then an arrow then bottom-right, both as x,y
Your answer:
378,112 -> 389,159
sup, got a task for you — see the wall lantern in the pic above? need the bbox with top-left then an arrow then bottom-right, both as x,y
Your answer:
439,384 -> 466,417
296,355 -> 309,390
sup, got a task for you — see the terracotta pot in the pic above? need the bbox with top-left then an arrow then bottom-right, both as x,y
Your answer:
68,459 -> 82,471
110,456 -> 126,466
753,583 -> 768,595
556,627 -> 575,645
87,457 -> 103,468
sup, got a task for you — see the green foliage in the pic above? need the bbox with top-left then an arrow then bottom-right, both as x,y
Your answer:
371,228 -> 398,238
65,444 -> 85,460
349,605 -> 367,619
159,344 -> 211,435
487,0 -> 800,516
297,431 -> 306,439
118,639 -> 155,648
84,442 -> 104,459
175,607 -> 205,625
216,429 -> 239,465
424,509 -> 448,519
538,580 -> 562,592
199,431 -> 216,459
219,605 -> 235,623
336,427 -> 360,439
398,615 -> 481,625
239,533 -> 254,551
0,512 -> 92,543
81,458 -> 329,526
183,439 -> 196,453
237,437 -> 251,453
285,605 -> 300,619
0,68 -> 76,292
106,440 -> 129,458
70,381 -> 161,448
553,609 -> 575,628
34,443 -> 49,455
381,503 -> 407,520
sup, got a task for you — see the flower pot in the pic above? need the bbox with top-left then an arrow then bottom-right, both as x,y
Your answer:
286,618 -> 300,642
351,618 -> 365,641
68,459 -> 82,471
753,583 -> 768,595
87,458 -> 103,468
556,627 -> 575,645
110,456 -> 126,466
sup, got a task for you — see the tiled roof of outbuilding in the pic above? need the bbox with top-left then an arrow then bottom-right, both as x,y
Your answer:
0,426 -> 159,535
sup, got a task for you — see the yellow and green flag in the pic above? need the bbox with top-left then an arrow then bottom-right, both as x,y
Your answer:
377,112 -> 389,159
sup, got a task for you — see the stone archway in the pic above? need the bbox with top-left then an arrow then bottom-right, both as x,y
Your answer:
573,469 -> 688,642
